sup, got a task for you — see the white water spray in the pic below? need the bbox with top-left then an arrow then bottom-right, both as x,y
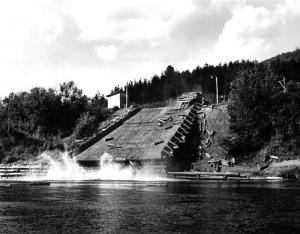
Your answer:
25,151 -> 166,181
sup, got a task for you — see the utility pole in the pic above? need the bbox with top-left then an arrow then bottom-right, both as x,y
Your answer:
126,82 -> 129,108
210,75 -> 219,104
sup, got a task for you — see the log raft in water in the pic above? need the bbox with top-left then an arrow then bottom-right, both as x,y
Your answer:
167,171 -> 283,180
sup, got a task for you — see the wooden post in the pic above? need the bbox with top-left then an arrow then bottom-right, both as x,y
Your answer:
211,75 -> 218,104
126,82 -> 129,108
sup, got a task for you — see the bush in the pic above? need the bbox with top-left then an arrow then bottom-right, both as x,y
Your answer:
73,112 -> 97,139
228,64 -> 300,160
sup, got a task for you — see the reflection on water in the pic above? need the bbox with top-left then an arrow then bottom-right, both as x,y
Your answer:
1,181 -> 300,233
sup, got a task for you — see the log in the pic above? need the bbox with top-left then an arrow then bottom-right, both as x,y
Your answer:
205,153 -> 212,158
164,145 -> 174,155
105,137 -> 114,142
184,118 -> 193,125
168,140 -> 179,149
154,140 -> 164,145
189,112 -> 197,118
179,126 -> 188,134
182,122 -> 191,130
270,155 -> 279,160
158,119 -> 166,124
208,159 -> 220,163
258,163 -> 269,171
164,125 -> 173,130
106,143 -> 122,148
221,159 -> 230,167
206,130 -> 215,136
174,135 -> 184,144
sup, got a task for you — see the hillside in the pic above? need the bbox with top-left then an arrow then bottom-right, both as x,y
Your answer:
263,49 -> 300,82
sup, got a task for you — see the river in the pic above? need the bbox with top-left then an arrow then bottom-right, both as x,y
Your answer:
1,180 -> 300,233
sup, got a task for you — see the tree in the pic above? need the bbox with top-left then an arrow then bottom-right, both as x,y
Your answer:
228,64 -> 280,155
59,81 -> 88,136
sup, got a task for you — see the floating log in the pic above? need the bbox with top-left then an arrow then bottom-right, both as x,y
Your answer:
205,153 -> 212,159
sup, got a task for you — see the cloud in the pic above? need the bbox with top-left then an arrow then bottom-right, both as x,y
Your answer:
0,0 -> 300,98
207,0 -> 300,64
37,14 -> 64,44
64,0 -> 195,42
95,45 -> 119,62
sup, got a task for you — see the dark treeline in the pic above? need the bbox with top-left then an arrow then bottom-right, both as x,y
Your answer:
0,81 -> 109,163
122,61 -> 256,105
111,49 -> 300,106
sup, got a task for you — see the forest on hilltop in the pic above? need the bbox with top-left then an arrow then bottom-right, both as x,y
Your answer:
111,49 -> 300,106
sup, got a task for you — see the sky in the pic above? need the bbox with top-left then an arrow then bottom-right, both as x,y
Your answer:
0,0 -> 299,98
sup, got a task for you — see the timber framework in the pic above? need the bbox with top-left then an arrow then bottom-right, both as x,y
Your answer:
76,92 -> 203,172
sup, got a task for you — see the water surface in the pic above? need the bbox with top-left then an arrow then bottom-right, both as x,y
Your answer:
1,180 -> 300,233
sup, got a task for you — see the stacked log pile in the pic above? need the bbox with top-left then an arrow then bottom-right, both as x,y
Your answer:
0,165 -> 49,178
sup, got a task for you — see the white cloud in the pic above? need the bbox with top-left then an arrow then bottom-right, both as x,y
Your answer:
37,14 -> 64,44
0,0 -> 300,98
207,0 -> 300,64
95,45 -> 119,62
64,0 -> 195,42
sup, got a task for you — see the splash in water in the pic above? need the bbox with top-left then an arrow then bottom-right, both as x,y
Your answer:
26,151 -> 165,181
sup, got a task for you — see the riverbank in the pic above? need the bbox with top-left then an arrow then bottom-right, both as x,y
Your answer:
218,159 -> 300,179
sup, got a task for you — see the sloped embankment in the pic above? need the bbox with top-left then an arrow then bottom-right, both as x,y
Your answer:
192,104 -> 233,172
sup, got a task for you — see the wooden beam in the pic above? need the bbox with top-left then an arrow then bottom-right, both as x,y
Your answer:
189,112 -> 197,118
168,140 -> 179,149
182,122 -> 191,130
186,115 -> 195,122
184,118 -> 193,125
174,135 -> 184,144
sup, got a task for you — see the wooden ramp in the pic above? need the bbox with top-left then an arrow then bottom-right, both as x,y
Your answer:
76,97 -> 202,169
